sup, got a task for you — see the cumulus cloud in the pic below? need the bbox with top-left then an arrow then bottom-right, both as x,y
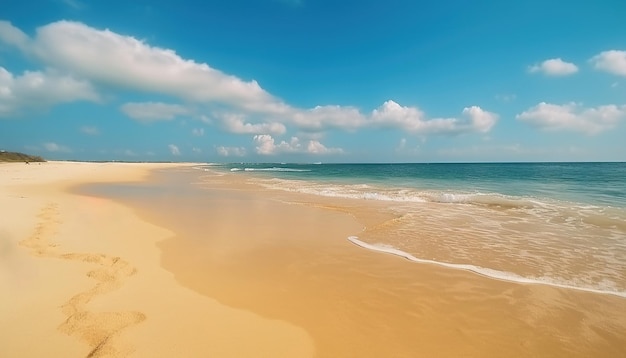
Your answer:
43,142 -> 71,152
462,106 -> 499,133
217,112 -> 286,135
516,102 -> 626,134
370,100 -> 498,134
253,134 -> 342,155
0,20 -> 278,108
306,140 -> 343,154
528,58 -> 579,76
0,67 -> 98,117
120,102 -> 189,122
216,146 -> 246,157
168,144 -> 181,156
590,50 -> 626,76
191,128 -> 204,136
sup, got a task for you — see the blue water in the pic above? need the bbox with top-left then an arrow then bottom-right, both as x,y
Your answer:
203,162 -> 626,297
222,162 -> 626,208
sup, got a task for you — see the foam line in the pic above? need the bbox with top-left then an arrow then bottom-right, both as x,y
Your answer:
347,236 -> 626,299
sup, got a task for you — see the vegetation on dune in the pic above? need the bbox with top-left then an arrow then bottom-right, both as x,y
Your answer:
0,151 -> 46,163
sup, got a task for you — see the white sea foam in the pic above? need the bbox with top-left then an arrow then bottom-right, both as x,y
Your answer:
258,178 -> 551,208
347,236 -> 626,299
231,167 -> 312,172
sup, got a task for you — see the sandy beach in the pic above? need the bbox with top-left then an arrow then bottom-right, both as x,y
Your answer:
0,162 -> 313,357
2,162 -> 626,357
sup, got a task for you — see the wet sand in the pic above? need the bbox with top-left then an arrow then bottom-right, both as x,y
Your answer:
85,166 -> 626,357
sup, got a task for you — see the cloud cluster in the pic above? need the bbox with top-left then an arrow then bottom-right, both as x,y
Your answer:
253,135 -> 343,155
370,101 -> 497,134
0,20 -> 498,143
5,19 -> 623,158
516,102 -> 626,134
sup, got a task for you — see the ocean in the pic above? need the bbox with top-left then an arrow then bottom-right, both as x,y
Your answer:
203,162 -> 626,298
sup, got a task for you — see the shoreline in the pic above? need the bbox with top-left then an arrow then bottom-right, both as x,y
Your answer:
84,165 -> 626,357
347,236 -> 626,299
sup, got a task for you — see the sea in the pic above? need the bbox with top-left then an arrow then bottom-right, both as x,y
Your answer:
203,162 -> 626,298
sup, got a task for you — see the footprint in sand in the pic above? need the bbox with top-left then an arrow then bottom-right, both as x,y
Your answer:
19,203 -> 146,357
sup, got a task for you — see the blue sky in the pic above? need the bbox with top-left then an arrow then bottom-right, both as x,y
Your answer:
1,0 -> 625,162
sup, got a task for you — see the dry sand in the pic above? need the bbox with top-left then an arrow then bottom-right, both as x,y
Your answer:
0,162 -> 313,357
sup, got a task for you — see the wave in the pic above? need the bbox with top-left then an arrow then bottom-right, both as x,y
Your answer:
230,167 -> 312,172
258,178 -> 548,209
347,237 -> 626,299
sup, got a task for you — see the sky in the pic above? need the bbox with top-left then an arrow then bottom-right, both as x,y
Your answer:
0,0 -> 625,163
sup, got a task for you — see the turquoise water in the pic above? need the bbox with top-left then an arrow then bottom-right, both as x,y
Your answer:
203,162 -> 626,297
222,162 -> 626,207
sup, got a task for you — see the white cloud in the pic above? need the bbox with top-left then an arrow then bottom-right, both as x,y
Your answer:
528,58 -> 579,76
0,20 -> 500,139
80,126 -> 99,135
253,135 -> 342,155
0,67 -> 98,117
120,102 -> 189,122
217,112 -> 286,135
290,105 -> 365,131
168,144 -> 181,156
516,102 -> 626,134
43,142 -> 71,152
462,106 -> 498,133
590,50 -> 626,76
307,140 -> 343,154
191,128 -> 204,136
370,100 -> 498,134
192,147 -> 202,153
216,146 -> 246,157
2,20 -> 278,109
0,21 -> 29,50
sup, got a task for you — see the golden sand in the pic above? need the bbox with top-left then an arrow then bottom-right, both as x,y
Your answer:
0,162 -> 313,357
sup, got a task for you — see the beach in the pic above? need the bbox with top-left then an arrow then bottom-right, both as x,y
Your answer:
0,162 -> 313,357
2,162 -> 626,357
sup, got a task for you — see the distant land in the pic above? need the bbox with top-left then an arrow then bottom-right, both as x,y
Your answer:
0,151 -> 46,163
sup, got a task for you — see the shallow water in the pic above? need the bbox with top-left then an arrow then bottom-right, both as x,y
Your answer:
208,162 -> 626,297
